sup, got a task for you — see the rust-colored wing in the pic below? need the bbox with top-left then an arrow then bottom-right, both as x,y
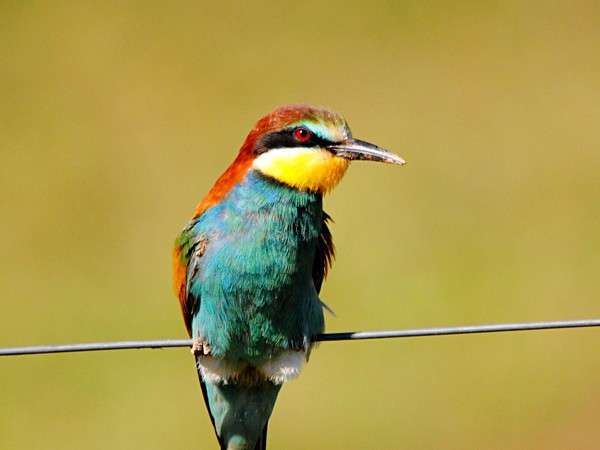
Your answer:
173,221 -> 205,337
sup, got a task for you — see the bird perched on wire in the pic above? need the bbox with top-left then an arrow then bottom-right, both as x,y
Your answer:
173,105 -> 404,449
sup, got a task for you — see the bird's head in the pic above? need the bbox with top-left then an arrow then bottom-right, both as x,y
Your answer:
191,105 -> 404,219
243,105 -> 405,194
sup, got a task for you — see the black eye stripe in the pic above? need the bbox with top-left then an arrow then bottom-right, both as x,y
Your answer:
254,128 -> 335,155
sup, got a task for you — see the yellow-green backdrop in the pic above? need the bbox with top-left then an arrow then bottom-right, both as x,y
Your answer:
1,2 -> 599,449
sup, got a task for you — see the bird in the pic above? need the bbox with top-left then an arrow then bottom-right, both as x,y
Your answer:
173,104 -> 404,449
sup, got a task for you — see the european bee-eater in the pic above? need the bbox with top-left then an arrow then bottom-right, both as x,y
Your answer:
173,105 -> 404,450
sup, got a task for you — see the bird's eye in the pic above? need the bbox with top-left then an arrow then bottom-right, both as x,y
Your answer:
294,128 -> 311,142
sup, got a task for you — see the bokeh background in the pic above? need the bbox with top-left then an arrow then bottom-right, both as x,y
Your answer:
1,1 -> 599,449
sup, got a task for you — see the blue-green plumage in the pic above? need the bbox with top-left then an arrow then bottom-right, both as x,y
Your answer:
203,380 -> 281,450
179,169 -> 327,449
188,170 -> 325,364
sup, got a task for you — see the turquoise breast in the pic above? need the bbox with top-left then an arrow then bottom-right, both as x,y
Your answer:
189,170 -> 325,365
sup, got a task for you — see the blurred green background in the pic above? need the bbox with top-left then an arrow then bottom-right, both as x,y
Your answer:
1,1 -> 599,449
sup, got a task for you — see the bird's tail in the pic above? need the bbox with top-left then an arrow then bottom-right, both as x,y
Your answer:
199,373 -> 282,450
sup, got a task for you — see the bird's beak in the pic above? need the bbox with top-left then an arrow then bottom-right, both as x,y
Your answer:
327,138 -> 405,165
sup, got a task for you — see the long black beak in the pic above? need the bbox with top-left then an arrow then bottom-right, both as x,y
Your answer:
327,138 -> 405,165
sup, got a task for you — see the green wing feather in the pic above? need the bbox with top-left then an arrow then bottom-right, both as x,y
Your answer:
313,212 -> 335,294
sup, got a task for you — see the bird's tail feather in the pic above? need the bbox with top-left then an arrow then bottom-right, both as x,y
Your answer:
196,365 -> 281,449
255,422 -> 268,450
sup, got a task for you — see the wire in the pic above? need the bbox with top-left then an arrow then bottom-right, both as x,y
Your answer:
1,319 -> 598,356
0,340 -> 192,356
316,319 -> 600,341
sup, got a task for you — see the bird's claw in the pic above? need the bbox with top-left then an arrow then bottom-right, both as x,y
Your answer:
191,338 -> 212,356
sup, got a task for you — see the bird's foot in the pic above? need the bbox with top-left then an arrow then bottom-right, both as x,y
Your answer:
191,338 -> 212,356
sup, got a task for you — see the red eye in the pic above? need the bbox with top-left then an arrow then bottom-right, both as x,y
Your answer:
294,128 -> 311,142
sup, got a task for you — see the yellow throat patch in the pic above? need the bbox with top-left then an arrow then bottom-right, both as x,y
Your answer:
252,147 -> 350,194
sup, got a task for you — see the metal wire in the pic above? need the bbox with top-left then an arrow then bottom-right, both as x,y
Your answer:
1,319 -> 598,356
